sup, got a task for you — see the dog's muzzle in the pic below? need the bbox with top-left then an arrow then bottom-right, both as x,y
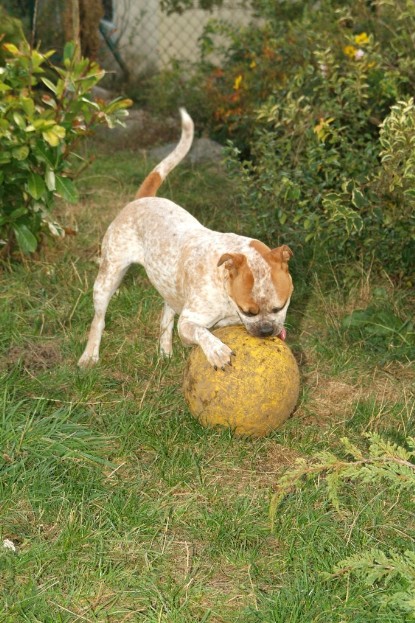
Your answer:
247,323 -> 287,340
258,322 -> 274,337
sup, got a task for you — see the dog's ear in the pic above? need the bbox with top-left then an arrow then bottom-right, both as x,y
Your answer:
218,253 -> 257,312
269,245 -> 293,264
217,252 -> 247,276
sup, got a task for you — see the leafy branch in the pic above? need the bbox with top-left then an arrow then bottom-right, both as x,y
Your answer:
0,40 -> 132,256
328,548 -> 415,617
270,433 -> 415,617
271,433 -> 415,519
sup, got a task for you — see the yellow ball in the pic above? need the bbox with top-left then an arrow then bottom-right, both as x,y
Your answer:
183,325 -> 300,437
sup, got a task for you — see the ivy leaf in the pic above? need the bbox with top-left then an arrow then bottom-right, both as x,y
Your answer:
21,96 -> 35,118
34,143 -> 57,168
105,98 -> 133,114
351,188 -> 367,209
13,112 -> 26,129
2,43 -> 20,56
42,125 -> 66,147
9,207 -> 28,221
63,41 -> 76,63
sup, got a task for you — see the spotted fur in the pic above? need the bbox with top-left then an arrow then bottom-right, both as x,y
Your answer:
78,109 -> 293,369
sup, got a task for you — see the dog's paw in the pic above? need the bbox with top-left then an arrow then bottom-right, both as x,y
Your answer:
203,339 -> 234,370
78,352 -> 99,368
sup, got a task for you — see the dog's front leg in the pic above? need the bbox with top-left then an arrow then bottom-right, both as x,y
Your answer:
178,314 -> 234,369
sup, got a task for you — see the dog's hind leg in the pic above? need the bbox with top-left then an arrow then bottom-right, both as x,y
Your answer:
159,303 -> 176,357
78,259 -> 129,368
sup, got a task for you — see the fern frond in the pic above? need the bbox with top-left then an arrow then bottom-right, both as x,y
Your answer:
271,433 -> 415,618
270,433 -> 415,527
332,549 -> 415,617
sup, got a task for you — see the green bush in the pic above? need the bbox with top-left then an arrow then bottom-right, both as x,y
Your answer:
0,41 -> 131,256
148,0 -> 415,281
139,60 -> 208,118
203,0 -> 415,280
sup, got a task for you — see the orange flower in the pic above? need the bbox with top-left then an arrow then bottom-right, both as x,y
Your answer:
262,46 -> 275,59
212,67 -> 224,78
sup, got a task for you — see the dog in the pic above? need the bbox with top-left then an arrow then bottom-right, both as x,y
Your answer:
78,108 -> 293,370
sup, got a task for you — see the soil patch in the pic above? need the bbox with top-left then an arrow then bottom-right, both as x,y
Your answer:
4,341 -> 62,373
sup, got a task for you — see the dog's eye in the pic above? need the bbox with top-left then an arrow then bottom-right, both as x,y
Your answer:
272,305 -> 284,314
239,307 -> 258,318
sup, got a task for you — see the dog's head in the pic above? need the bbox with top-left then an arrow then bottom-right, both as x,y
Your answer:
218,240 -> 293,340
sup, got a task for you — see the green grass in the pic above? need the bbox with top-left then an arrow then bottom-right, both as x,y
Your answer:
1,150 -> 414,622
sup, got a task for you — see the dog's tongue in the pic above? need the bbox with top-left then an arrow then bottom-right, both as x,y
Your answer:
278,327 -> 287,341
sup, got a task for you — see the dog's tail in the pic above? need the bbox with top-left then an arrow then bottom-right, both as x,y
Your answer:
135,108 -> 194,199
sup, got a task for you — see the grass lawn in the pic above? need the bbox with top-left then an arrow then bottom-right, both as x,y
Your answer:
1,145 -> 414,622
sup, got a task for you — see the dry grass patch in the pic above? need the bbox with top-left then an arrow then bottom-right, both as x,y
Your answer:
201,443 -> 302,493
297,367 -> 414,428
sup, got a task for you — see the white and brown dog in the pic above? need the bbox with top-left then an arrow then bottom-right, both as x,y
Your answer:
78,109 -> 293,370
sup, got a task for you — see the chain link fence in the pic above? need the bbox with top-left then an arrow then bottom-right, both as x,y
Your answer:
111,0 -> 252,77
21,0 -> 252,81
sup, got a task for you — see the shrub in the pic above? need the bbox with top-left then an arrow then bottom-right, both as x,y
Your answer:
140,60 -> 210,120
150,0 -> 415,280
0,41 -> 131,256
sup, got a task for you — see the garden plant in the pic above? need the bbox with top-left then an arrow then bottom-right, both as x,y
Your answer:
149,0 -> 415,282
0,39 -> 130,256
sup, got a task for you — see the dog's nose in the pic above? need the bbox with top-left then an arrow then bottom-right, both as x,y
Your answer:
258,323 -> 274,337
